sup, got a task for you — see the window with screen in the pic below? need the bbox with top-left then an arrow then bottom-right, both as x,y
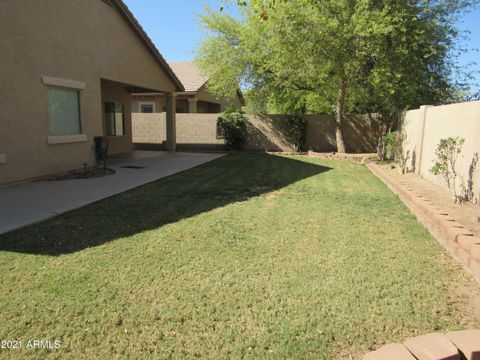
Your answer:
139,102 -> 155,113
48,87 -> 82,136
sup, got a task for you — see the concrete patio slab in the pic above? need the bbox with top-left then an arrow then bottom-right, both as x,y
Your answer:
0,151 -> 225,235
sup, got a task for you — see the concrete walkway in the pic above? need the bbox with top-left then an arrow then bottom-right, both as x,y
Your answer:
0,151 -> 225,235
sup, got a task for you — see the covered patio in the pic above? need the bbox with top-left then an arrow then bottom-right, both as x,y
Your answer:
101,79 -> 179,154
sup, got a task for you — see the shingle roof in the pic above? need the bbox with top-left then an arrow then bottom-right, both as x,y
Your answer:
168,62 -> 209,93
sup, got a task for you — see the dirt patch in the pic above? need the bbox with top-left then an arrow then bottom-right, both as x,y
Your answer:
438,253 -> 480,325
452,277 -> 480,323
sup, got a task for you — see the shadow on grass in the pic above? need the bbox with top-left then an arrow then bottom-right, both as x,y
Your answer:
0,154 -> 331,256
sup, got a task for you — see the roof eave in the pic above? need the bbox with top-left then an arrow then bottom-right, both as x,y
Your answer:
113,0 -> 185,92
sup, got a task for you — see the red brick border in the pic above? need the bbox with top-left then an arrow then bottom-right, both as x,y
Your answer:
367,162 -> 480,283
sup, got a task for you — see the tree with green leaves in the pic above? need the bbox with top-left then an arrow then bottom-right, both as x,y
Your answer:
197,0 -> 474,152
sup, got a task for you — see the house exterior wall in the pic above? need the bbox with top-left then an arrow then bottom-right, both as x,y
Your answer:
131,96 -> 166,113
0,0 -> 177,184
131,86 -> 244,114
195,86 -> 243,112
176,99 -> 190,113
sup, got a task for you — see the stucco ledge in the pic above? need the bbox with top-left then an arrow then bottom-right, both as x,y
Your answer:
47,135 -> 87,145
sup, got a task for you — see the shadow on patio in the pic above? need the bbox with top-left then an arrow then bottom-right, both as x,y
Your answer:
0,154 -> 331,256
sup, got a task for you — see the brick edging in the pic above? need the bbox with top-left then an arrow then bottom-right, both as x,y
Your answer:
367,162 -> 480,282
307,150 -> 377,163
363,329 -> 480,360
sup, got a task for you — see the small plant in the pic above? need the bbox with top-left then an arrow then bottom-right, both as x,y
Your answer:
382,132 -> 397,161
217,108 -> 247,150
278,115 -> 307,152
382,131 -> 409,174
430,137 -> 465,204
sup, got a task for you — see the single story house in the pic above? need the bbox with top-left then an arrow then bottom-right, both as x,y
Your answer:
132,61 -> 244,114
0,0 -> 184,185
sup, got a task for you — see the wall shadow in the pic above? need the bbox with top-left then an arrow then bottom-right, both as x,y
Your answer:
342,113 -> 382,153
411,149 -> 417,173
304,114 -> 380,153
244,115 -> 294,152
0,154 -> 331,256
466,152 -> 479,202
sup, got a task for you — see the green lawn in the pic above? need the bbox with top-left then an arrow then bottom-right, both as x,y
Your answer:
0,154 -> 477,359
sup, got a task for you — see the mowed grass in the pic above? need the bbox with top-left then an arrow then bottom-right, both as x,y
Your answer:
0,154 -> 477,359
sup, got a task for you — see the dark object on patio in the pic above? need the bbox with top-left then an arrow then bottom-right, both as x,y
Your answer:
94,136 -> 109,169
46,167 -> 115,181
119,165 -> 146,169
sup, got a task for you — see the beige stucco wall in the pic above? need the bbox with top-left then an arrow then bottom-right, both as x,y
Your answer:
402,101 -> 480,201
0,0 -> 177,184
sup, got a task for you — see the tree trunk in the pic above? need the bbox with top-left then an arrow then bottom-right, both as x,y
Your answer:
335,78 -> 347,153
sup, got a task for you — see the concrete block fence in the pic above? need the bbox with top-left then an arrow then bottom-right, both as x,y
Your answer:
131,113 -> 224,146
132,112 -> 381,153
363,329 -> 480,360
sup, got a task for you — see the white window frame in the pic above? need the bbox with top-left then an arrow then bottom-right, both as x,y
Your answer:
42,76 -> 87,145
138,101 -> 156,113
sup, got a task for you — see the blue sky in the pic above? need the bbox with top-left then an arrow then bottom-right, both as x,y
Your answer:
124,0 -> 479,93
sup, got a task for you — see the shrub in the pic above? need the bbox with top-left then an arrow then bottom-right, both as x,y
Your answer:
217,108 -> 247,150
382,131 -> 409,174
430,137 -> 465,203
278,115 -> 307,152
382,132 -> 397,160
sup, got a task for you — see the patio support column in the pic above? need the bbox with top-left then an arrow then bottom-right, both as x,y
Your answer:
166,92 -> 177,152
188,97 -> 198,113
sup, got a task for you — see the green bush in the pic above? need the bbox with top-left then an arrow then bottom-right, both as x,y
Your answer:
217,108 -> 247,150
382,132 -> 397,160
382,131 -> 409,174
278,115 -> 307,152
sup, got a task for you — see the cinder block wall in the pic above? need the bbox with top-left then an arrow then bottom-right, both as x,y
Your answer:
132,113 -> 167,144
132,113 -> 381,153
176,114 -> 225,145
